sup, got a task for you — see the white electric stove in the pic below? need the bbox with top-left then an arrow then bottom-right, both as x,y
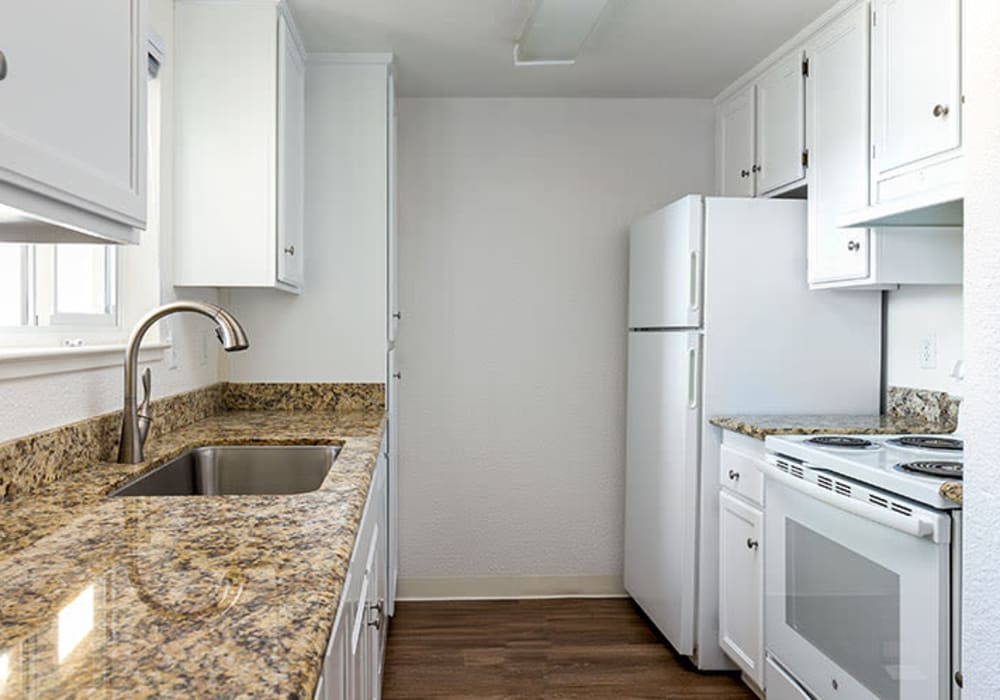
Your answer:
762,433 -> 962,700
765,433 -> 962,511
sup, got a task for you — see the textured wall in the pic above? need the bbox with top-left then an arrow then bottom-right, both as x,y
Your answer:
885,285 -> 964,396
227,61 -> 388,383
0,0 -> 220,443
396,98 -> 715,593
962,0 -> 1000,695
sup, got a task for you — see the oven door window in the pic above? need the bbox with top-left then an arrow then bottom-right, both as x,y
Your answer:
786,520 -> 900,699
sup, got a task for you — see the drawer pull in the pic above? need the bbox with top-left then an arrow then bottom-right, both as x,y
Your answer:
746,538 -> 759,551
728,469 -> 740,482
933,104 -> 950,118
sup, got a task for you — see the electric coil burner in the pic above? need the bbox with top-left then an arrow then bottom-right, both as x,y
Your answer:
887,436 -> 964,451
806,436 -> 875,449
898,461 -> 964,479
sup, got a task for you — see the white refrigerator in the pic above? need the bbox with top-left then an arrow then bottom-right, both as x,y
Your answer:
624,195 -> 882,670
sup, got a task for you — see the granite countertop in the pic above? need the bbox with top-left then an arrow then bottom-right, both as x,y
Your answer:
708,414 -> 957,441
0,408 -> 385,698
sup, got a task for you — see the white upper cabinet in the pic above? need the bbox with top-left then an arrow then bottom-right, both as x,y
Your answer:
0,0 -> 146,244
717,49 -> 806,198
277,14 -> 306,288
870,0 -> 962,193
756,52 -> 807,195
174,0 -> 306,292
806,2 -> 872,285
718,85 -> 756,197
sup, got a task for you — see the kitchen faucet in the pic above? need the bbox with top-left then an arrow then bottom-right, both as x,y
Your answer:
117,301 -> 249,464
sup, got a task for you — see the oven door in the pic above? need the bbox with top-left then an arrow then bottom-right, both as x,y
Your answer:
765,465 -> 951,700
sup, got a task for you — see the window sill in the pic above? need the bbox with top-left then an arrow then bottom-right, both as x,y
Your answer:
0,342 -> 168,381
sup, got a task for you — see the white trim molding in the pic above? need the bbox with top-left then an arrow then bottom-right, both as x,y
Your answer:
0,342 -> 167,381
396,575 -> 627,601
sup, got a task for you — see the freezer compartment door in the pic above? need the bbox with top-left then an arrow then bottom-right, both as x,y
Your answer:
628,195 -> 704,329
625,329 -> 702,654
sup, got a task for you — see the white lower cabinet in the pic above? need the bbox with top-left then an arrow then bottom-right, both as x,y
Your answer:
718,432 -> 766,690
316,437 -> 389,700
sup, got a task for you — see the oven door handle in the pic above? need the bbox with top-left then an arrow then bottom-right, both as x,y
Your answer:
765,463 -> 947,543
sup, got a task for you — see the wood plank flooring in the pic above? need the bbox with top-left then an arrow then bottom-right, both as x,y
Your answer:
382,598 -> 756,699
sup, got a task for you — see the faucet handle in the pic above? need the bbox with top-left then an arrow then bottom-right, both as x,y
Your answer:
137,368 -> 153,447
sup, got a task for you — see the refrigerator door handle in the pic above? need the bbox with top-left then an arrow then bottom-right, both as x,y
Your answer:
687,347 -> 699,410
689,251 -> 700,313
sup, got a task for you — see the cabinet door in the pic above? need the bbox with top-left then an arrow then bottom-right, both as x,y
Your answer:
386,355 -> 399,617
806,2 -> 872,285
718,86 -> 755,196
0,0 -> 146,231
387,71 -> 400,344
756,51 -> 806,195
323,617 -> 348,700
719,491 -> 764,687
871,0 -> 961,177
277,14 -> 305,288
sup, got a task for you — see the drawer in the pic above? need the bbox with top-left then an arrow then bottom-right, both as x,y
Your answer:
720,444 -> 765,506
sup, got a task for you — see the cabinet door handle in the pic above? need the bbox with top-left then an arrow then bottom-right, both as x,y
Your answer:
392,311 -> 402,320
728,469 -> 740,482
367,600 -> 385,630
751,164 -> 760,173
746,538 -> 759,551
283,245 -> 295,256
933,104 -> 950,118
0,50 -> 7,81
393,371 -> 402,380
847,241 -> 861,252
740,169 -> 749,178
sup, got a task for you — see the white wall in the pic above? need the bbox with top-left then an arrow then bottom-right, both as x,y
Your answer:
0,0 -> 220,443
962,0 -> 1000,694
396,98 -> 715,595
226,60 -> 388,383
885,285 -> 964,396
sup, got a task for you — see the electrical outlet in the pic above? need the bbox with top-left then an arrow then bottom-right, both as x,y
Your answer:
919,335 -> 937,370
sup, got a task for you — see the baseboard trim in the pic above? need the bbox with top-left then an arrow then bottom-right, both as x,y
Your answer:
396,575 -> 627,601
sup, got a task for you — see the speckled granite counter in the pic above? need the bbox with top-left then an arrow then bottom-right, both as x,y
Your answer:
940,482 -> 963,505
0,407 -> 385,699
708,414 -> 957,441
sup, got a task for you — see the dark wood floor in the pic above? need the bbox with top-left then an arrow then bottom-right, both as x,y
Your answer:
382,598 -> 756,699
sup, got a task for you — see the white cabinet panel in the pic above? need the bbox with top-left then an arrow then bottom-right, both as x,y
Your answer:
871,0 -> 962,178
719,491 -> 764,687
718,86 -> 755,197
0,0 -> 146,242
175,1 -> 305,291
277,14 -> 306,288
756,51 -> 806,195
806,2 -> 872,285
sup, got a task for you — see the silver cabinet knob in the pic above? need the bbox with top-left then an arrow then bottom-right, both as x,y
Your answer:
746,538 -> 759,551
392,371 -> 401,380
283,245 -> 295,256
847,241 -> 861,252
740,169 -> 749,178
933,104 -> 950,118
751,164 -> 761,173
392,311 -> 402,320
728,469 -> 740,481
0,50 -> 7,81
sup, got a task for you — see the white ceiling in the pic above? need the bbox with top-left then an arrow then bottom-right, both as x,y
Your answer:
287,0 -> 841,98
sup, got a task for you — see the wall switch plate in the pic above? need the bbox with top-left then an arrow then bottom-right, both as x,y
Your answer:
919,335 -> 937,370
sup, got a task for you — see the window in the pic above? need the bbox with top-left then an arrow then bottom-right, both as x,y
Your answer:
0,243 -> 118,330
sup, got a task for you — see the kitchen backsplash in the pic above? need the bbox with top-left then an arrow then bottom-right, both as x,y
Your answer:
0,382 -> 384,501
886,385 -> 961,428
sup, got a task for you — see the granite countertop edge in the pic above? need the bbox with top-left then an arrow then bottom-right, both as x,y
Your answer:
0,407 -> 386,698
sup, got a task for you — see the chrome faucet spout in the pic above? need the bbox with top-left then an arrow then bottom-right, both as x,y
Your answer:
117,301 -> 249,464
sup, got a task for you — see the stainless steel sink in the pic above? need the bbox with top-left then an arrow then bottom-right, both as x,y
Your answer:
110,445 -> 340,497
